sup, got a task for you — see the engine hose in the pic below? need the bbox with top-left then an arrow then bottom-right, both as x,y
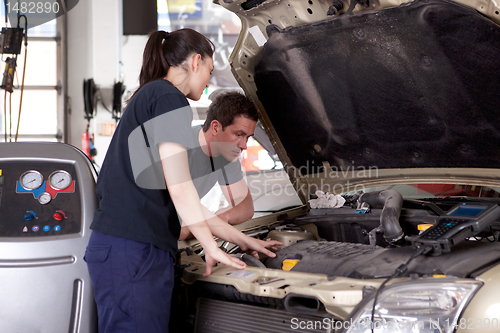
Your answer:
231,253 -> 267,268
358,190 -> 404,243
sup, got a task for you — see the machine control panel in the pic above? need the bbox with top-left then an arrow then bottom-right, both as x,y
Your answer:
411,202 -> 500,255
0,161 -> 82,237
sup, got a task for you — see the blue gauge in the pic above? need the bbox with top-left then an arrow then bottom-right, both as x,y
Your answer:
20,170 -> 43,190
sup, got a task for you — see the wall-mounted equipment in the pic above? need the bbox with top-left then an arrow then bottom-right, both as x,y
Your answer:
1,16 -> 28,142
0,27 -> 24,55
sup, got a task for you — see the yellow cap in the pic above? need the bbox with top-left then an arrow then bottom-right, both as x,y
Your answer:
282,259 -> 300,271
432,274 -> 447,278
418,223 -> 433,231
0,169 -> 2,176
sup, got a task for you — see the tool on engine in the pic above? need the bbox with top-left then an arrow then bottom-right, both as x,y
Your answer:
410,201 -> 500,256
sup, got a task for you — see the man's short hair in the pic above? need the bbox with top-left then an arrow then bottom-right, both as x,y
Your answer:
202,91 -> 258,132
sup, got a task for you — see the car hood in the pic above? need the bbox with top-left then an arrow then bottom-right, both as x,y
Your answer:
175,4 -> 500,325
218,0 -> 500,200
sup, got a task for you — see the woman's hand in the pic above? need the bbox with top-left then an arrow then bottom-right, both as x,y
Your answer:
203,246 -> 247,277
202,237 -> 283,276
240,238 -> 283,259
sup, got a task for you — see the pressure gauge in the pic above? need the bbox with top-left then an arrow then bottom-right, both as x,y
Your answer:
38,192 -> 52,205
48,170 -> 72,190
20,170 -> 44,190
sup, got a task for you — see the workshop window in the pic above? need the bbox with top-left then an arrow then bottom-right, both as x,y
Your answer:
158,0 -> 242,103
0,18 -> 59,142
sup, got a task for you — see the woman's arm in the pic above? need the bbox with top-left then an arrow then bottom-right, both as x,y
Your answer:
159,142 -> 247,276
197,203 -> 282,257
160,142 -> 282,270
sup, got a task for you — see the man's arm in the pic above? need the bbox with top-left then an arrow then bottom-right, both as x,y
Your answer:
218,178 -> 254,224
179,177 -> 254,239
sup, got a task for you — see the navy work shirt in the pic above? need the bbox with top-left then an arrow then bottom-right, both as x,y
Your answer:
91,79 -> 192,259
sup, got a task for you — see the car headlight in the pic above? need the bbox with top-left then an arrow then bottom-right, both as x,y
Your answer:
344,279 -> 482,333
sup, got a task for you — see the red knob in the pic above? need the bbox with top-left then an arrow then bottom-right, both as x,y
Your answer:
53,210 -> 66,221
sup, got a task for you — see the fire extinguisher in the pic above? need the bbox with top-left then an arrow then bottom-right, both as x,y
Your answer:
82,131 -> 91,160
82,129 -> 97,160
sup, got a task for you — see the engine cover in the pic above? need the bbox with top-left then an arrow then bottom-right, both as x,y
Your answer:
264,240 -> 387,277
265,239 -> 500,278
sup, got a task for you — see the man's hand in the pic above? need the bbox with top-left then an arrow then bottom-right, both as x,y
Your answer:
203,247 -> 247,277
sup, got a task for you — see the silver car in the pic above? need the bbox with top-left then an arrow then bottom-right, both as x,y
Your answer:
174,0 -> 500,332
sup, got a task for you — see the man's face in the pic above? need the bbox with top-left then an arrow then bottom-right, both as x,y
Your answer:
212,115 -> 257,161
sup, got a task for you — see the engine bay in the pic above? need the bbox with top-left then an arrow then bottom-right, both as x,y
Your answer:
173,190 -> 500,332
241,191 -> 500,279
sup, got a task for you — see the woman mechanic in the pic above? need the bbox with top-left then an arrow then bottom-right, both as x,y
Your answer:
84,29 -> 282,333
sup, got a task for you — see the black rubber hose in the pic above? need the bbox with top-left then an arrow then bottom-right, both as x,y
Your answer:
359,190 -> 404,243
231,253 -> 267,268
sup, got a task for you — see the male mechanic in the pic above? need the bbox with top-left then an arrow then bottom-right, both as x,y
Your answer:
179,91 -> 258,240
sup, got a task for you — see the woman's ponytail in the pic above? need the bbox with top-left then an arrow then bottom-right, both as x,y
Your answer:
139,30 -> 171,87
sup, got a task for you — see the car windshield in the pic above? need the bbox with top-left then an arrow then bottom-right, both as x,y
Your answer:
342,184 -> 500,199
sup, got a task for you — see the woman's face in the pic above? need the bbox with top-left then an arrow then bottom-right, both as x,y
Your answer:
187,56 -> 213,101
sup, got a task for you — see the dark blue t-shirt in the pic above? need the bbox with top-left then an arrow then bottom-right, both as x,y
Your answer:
91,79 -> 192,259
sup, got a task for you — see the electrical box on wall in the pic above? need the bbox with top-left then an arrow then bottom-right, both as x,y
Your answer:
123,0 -> 157,35
0,28 -> 24,54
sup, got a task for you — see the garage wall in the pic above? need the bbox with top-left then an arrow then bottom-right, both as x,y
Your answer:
64,0 -> 215,168
66,0 -> 143,168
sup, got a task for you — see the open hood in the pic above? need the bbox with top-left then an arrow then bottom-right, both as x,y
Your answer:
173,3 -> 500,329
220,0 -> 500,179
